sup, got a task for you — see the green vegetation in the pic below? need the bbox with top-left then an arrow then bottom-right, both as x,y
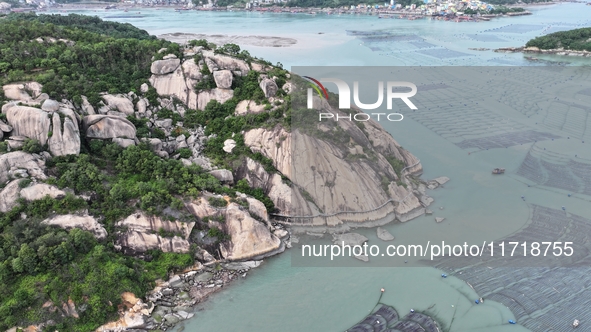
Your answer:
526,27 -> 591,51
0,13 -> 177,106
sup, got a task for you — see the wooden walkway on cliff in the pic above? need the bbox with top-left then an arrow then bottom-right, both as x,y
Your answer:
271,159 -> 421,226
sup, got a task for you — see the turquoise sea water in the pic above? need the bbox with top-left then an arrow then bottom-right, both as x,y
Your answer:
54,5 -> 591,331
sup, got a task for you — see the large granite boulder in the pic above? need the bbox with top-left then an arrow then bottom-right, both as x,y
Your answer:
116,212 -> 195,240
234,100 -> 266,115
0,179 -> 23,213
41,99 -> 60,112
2,103 -> 51,145
48,111 -> 80,156
42,214 -> 108,240
202,51 -> 250,76
197,88 -> 234,111
118,231 -> 190,253
149,66 -> 197,109
83,115 -> 136,140
213,70 -> 233,89
2,82 -> 47,104
20,183 -> 66,201
151,58 -> 181,75
220,203 -> 282,261
209,169 -> 234,184
0,151 -> 46,184
0,119 -> 12,132
259,78 -> 278,98
101,94 -> 135,115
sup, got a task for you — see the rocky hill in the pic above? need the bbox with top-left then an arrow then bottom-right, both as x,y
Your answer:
0,14 -> 430,331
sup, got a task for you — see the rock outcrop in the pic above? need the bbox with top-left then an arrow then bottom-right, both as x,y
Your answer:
20,183 -> 66,201
2,104 -> 51,145
42,214 -> 108,239
101,94 -> 135,115
83,115 -> 136,140
47,110 -> 81,156
259,78 -> 278,98
116,213 -> 195,240
151,58 -> 181,75
0,179 -> 23,213
234,100 -> 266,115
196,88 -> 233,111
2,82 -> 48,104
213,70 -> 233,89
118,231 -> 190,254
0,151 -> 46,184
220,203 -> 282,261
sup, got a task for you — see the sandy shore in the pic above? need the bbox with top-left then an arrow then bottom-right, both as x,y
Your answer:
159,32 -> 298,47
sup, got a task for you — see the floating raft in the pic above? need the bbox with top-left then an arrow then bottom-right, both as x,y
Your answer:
347,304 -> 440,332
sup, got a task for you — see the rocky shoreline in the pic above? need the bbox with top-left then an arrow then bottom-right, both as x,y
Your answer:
495,46 -> 591,57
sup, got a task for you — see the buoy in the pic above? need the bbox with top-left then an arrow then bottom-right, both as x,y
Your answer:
475,299 -> 479,304
508,320 -> 516,324
381,288 -> 385,293
410,309 -> 415,313
562,206 -> 566,211
441,274 -> 447,278
568,194 -> 571,197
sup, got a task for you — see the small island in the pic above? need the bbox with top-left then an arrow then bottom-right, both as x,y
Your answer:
495,27 -> 591,57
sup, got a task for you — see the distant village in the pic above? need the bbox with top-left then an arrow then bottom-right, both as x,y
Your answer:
0,0 -> 534,20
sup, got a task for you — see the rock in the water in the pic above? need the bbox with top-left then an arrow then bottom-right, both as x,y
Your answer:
41,99 -> 60,112
42,214 -> 108,239
213,70 -> 233,89
435,217 -> 445,223
0,151 -> 47,184
209,169 -> 234,184
20,183 -> 66,201
0,179 -> 24,213
219,203 -> 282,261
333,233 -> 368,247
151,58 -> 181,75
223,139 -> 236,153
433,176 -> 450,185
259,78 -> 278,98
83,115 -> 136,140
425,209 -> 433,215
376,227 -> 394,241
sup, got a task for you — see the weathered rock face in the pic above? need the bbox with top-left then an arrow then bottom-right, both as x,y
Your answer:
202,50 -> 250,76
246,197 -> 268,222
0,119 -> 12,133
2,82 -> 47,104
151,58 -> 181,75
197,88 -> 233,111
0,179 -> 23,213
101,94 -> 135,115
259,78 -> 278,98
2,103 -> 51,145
209,169 -> 234,184
116,213 -> 195,240
244,126 -> 291,177
220,203 -> 281,261
0,151 -> 46,184
96,293 -> 153,332
83,115 -> 136,140
213,70 -> 233,89
42,214 -> 108,239
237,157 -> 291,214
20,183 -> 66,201
41,99 -> 60,112
48,111 -> 81,156
222,139 -> 236,153
150,66 -> 194,108
118,231 -> 190,254
234,100 -> 266,116
0,2 -> 12,10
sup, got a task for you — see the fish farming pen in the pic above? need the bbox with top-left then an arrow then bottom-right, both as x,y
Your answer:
346,304 -> 441,332
517,144 -> 591,196
433,205 -> 591,332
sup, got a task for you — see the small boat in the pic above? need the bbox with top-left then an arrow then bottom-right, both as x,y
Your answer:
492,168 -> 505,174
573,319 -> 580,328
508,320 -> 516,324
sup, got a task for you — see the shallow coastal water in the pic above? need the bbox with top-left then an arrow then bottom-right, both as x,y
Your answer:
52,5 -> 591,331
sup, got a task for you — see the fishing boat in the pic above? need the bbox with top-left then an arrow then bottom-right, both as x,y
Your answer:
492,168 -> 505,174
